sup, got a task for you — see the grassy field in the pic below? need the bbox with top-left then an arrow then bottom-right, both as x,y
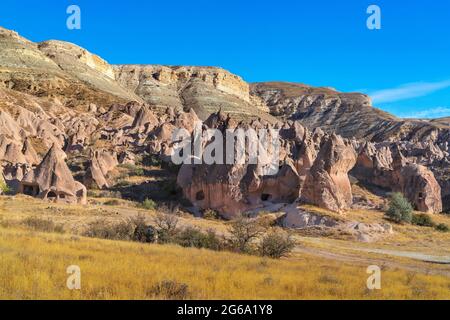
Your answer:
1,226 -> 450,300
1,195 -> 449,300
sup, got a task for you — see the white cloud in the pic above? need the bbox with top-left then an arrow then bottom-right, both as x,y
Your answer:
369,80 -> 450,104
399,107 -> 450,119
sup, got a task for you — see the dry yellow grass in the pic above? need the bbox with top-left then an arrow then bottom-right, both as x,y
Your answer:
1,195 -> 449,300
1,226 -> 449,300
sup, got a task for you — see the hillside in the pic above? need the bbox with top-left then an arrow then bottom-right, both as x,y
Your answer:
251,81 -> 450,142
0,26 -> 275,123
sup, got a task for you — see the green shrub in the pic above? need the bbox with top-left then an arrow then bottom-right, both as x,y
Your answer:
435,223 -> 449,232
175,227 -> 223,251
203,209 -> 220,220
141,198 -> 157,210
0,179 -> 11,194
22,217 -> 64,233
385,192 -> 413,223
258,230 -> 295,259
411,214 -> 435,227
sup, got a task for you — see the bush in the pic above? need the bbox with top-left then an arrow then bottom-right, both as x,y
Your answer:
148,280 -> 190,300
175,227 -> 223,251
83,215 -> 153,242
141,198 -> 157,210
385,192 -> 413,223
132,214 -> 156,243
83,219 -> 135,240
229,217 -> 266,254
22,217 -> 64,233
258,229 -> 295,259
411,214 -> 435,227
203,209 -> 220,220
0,179 -> 11,194
153,213 -> 179,243
435,223 -> 449,232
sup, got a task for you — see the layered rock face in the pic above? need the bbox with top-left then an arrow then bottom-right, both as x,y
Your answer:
114,65 -> 273,122
0,27 -> 134,115
177,112 -> 356,218
251,81 -> 450,143
352,143 -> 443,213
38,40 -> 139,103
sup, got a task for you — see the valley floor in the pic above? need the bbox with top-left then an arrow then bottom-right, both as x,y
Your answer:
0,195 -> 449,300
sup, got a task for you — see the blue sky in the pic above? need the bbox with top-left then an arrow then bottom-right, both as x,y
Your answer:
1,0 -> 449,118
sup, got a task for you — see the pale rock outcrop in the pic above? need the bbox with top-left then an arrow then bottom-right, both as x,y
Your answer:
280,204 -> 339,228
130,106 -> 159,133
352,143 -> 443,213
301,134 -> 357,212
118,151 -> 136,165
84,149 -> 119,189
177,119 -> 358,217
19,145 -> 87,204
22,138 -> 40,165
0,110 -> 23,140
0,135 -> 26,164
399,164 -> 442,213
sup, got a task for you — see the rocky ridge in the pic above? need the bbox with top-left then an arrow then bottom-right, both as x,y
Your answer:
0,26 -> 447,223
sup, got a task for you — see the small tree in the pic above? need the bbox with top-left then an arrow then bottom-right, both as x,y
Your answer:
131,214 -> 156,243
229,217 -> 265,253
385,192 -> 413,223
153,212 -> 179,243
258,229 -> 295,259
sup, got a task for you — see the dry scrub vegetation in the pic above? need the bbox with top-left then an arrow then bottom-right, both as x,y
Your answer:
0,195 -> 450,300
1,226 -> 450,300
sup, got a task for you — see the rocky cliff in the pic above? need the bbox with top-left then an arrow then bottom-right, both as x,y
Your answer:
114,65 -> 273,121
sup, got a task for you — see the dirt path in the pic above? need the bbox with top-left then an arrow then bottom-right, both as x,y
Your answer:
292,238 -> 450,277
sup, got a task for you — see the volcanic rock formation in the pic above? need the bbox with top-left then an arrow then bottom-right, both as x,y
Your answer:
19,145 -> 87,204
